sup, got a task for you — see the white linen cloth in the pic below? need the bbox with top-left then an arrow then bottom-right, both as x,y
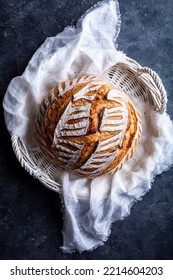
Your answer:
3,0 -> 173,253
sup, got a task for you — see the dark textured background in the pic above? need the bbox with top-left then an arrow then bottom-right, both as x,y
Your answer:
0,0 -> 173,260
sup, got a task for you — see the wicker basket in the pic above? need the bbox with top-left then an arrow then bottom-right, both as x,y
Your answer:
11,57 -> 167,194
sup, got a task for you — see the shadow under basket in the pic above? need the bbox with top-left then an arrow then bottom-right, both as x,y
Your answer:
11,56 -> 167,193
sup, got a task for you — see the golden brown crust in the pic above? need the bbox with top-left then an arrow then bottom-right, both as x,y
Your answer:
98,101 -> 139,176
35,75 -> 142,178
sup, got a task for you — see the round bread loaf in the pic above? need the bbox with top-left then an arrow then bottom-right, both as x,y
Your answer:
35,75 -> 142,178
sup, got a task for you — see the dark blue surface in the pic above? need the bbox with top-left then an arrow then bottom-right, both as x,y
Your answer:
0,0 -> 173,259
